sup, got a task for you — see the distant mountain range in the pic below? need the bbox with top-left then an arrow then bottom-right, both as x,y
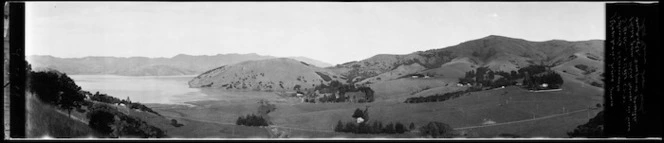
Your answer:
189,35 -> 604,92
27,53 -> 334,76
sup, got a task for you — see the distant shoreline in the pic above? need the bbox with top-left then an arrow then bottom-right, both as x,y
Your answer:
68,74 -> 199,78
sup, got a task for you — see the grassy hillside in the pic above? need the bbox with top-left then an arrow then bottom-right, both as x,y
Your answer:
327,35 -> 603,87
189,58 -> 344,92
26,93 -> 101,138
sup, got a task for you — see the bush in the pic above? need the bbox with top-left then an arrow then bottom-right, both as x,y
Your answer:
334,120 -> 409,134
88,110 -> 116,135
235,114 -> 269,127
171,119 -> 183,127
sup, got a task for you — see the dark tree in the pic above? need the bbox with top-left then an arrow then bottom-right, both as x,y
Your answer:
344,122 -> 357,133
384,123 -> 395,134
334,120 -> 344,132
352,108 -> 364,119
419,122 -> 453,138
395,122 -> 406,133
568,111 -> 604,137
409,122 -> 416,131
88,110 -> 116,135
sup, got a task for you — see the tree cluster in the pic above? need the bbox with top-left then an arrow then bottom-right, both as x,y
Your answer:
29,70 -> 86,117
311,80 -> 375,103
170,119 -> 184,127
87,102 -> 166,138
89,92 -> 161,116
522,70 -> 564,90
334,120 -> 412,134
458,66 -> 517,88
419,121 -> 454,138
457,65 -> 563,90
333,107 -> 414,134
404,87 -> 482,104
235,114 -> 269,127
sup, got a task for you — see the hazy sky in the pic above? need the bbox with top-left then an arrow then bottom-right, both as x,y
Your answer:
26,2 -> 605,65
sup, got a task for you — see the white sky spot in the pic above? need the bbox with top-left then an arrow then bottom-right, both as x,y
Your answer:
490,13 -> 499,18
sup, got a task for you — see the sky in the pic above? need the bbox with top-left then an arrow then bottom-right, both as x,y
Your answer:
26,2 -> 605,65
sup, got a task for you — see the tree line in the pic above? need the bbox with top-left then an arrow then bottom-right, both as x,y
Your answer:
333,107 -> 415,134
88,90 -> 161,116
236,114 -> 269,127
404,87 -> 482,104
334,120 -> 414,134
458,65 -> 563,90
306,80 -> 375,103
406,65 -> 564,104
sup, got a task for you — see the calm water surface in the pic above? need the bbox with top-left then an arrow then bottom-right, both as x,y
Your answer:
70,75 -> 279,105
70,75 -> 212,105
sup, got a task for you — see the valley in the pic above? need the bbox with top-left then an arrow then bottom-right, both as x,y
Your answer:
28,35 -> 605,138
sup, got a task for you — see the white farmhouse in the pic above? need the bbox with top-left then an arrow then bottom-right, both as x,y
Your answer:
482,119 -> 496,125
356,117 -> 365,124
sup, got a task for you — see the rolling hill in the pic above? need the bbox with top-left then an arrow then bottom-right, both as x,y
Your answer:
188,58 -> 344,91
27,54 -> 333,76
328,35 -> 604,87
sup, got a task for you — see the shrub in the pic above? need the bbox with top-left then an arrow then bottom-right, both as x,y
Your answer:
171,119 -> 183,127
88,110 -> 116,135
409,122 -> 416,130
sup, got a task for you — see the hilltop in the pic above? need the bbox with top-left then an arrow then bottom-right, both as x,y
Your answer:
328,35 -> 604,88
188,58 -> 344,91
27,54 -> 333,76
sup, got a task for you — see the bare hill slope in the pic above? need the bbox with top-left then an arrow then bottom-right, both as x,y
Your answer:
188,58 -> 343,91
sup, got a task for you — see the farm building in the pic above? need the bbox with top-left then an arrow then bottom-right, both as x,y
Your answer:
482,119 -> 496,125
356,117 -> 365,124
